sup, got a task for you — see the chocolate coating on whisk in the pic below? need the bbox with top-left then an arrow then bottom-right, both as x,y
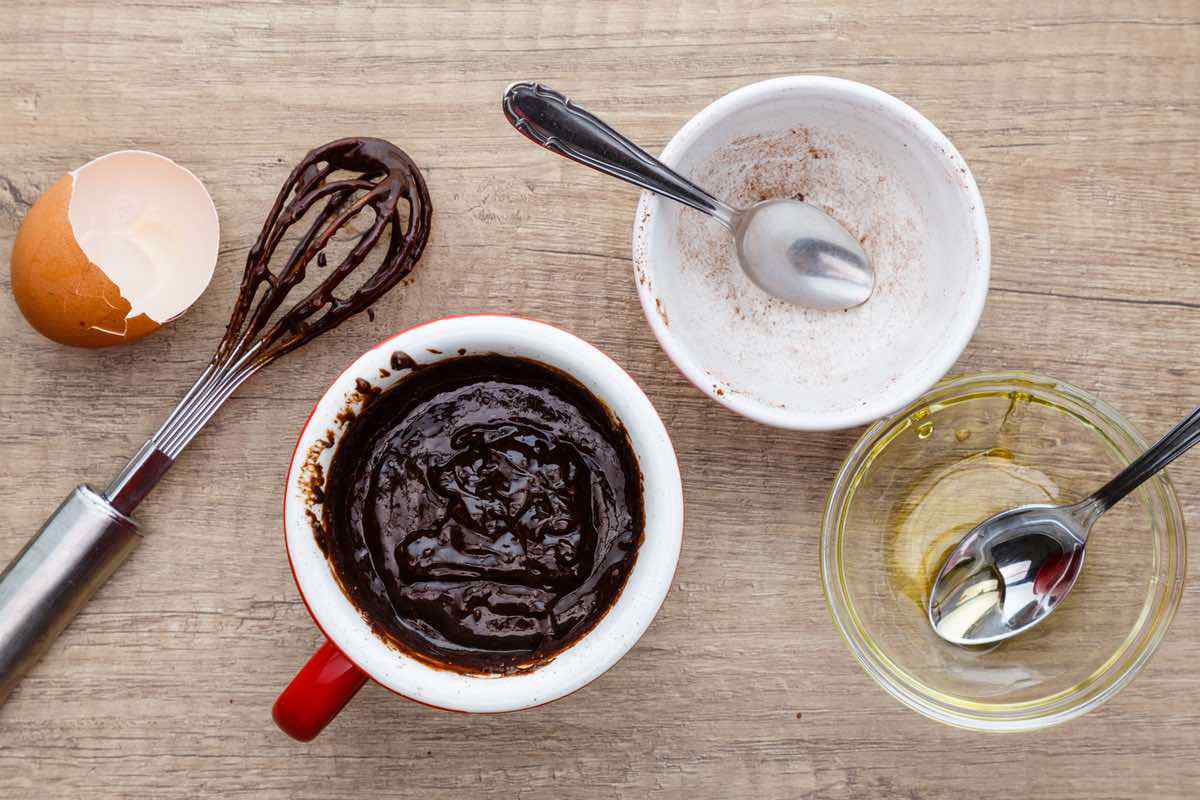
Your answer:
101,139 -> 430,519
216,137 -> 432,366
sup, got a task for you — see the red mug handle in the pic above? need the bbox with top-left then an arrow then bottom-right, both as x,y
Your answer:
273,639 -> 369,741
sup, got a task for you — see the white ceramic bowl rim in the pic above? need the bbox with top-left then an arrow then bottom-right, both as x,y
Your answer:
283,315 -> 683,713
632,75 -> 991,430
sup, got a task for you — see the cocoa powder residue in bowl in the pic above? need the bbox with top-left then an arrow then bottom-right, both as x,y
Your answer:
661,126 -> 930,409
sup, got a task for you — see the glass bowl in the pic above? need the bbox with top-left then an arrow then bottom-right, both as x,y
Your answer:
821,372 -> 1186,731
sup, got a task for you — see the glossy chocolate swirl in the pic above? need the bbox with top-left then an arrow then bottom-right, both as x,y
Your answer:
322,356 -> 644,673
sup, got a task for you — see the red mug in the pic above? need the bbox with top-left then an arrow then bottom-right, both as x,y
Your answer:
273,316 -> 683,740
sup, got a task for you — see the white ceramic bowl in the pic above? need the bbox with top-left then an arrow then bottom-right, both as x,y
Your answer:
632,76 -> 990,430
283,315 -> 683,713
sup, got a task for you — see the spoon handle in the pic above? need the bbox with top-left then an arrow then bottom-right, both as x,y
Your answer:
1092,405 -> 1200,511
502,82 -> 737,228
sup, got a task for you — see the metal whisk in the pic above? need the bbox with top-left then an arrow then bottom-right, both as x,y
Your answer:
0,137 -> 432,704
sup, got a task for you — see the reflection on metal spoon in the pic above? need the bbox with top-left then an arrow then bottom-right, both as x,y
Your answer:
929,405 -> 1200,645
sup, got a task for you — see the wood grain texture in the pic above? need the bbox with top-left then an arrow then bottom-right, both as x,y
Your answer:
1,1 -> 1198,797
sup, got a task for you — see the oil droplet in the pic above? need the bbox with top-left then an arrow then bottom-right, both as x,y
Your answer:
1001,390 -> 1032,429
909,407 -> 933,440
955,429 -> 971,442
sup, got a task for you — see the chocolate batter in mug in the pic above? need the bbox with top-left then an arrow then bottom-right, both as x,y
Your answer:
320,355 -> 645,674
275,315 -> 681,740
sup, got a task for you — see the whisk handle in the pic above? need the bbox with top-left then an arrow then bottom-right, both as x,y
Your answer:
0,486 -> 141,706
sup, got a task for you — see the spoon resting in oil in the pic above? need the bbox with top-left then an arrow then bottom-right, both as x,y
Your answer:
928,405 -> 1200,646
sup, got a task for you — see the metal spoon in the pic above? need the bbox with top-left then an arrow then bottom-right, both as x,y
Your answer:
502,82 -> 873,310
928,405 -> 1200,646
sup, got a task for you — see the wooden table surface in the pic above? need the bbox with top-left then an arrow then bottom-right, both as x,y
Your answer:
2,2 -> 1198,798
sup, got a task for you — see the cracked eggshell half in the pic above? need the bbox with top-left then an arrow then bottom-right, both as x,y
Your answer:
10,150 -> 218,347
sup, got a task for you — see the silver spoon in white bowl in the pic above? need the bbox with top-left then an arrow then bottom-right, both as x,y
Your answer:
928,405 -> 1200,646
502,82 -> 873,310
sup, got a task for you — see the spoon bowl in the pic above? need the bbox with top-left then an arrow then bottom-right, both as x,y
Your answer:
929,502 -> 1089,645
735,198 -> 872,308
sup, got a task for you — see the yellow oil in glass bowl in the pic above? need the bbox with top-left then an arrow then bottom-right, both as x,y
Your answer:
821,373 -> 1185,731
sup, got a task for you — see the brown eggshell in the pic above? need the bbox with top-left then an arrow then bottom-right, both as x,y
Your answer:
10,174 -> 159,347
